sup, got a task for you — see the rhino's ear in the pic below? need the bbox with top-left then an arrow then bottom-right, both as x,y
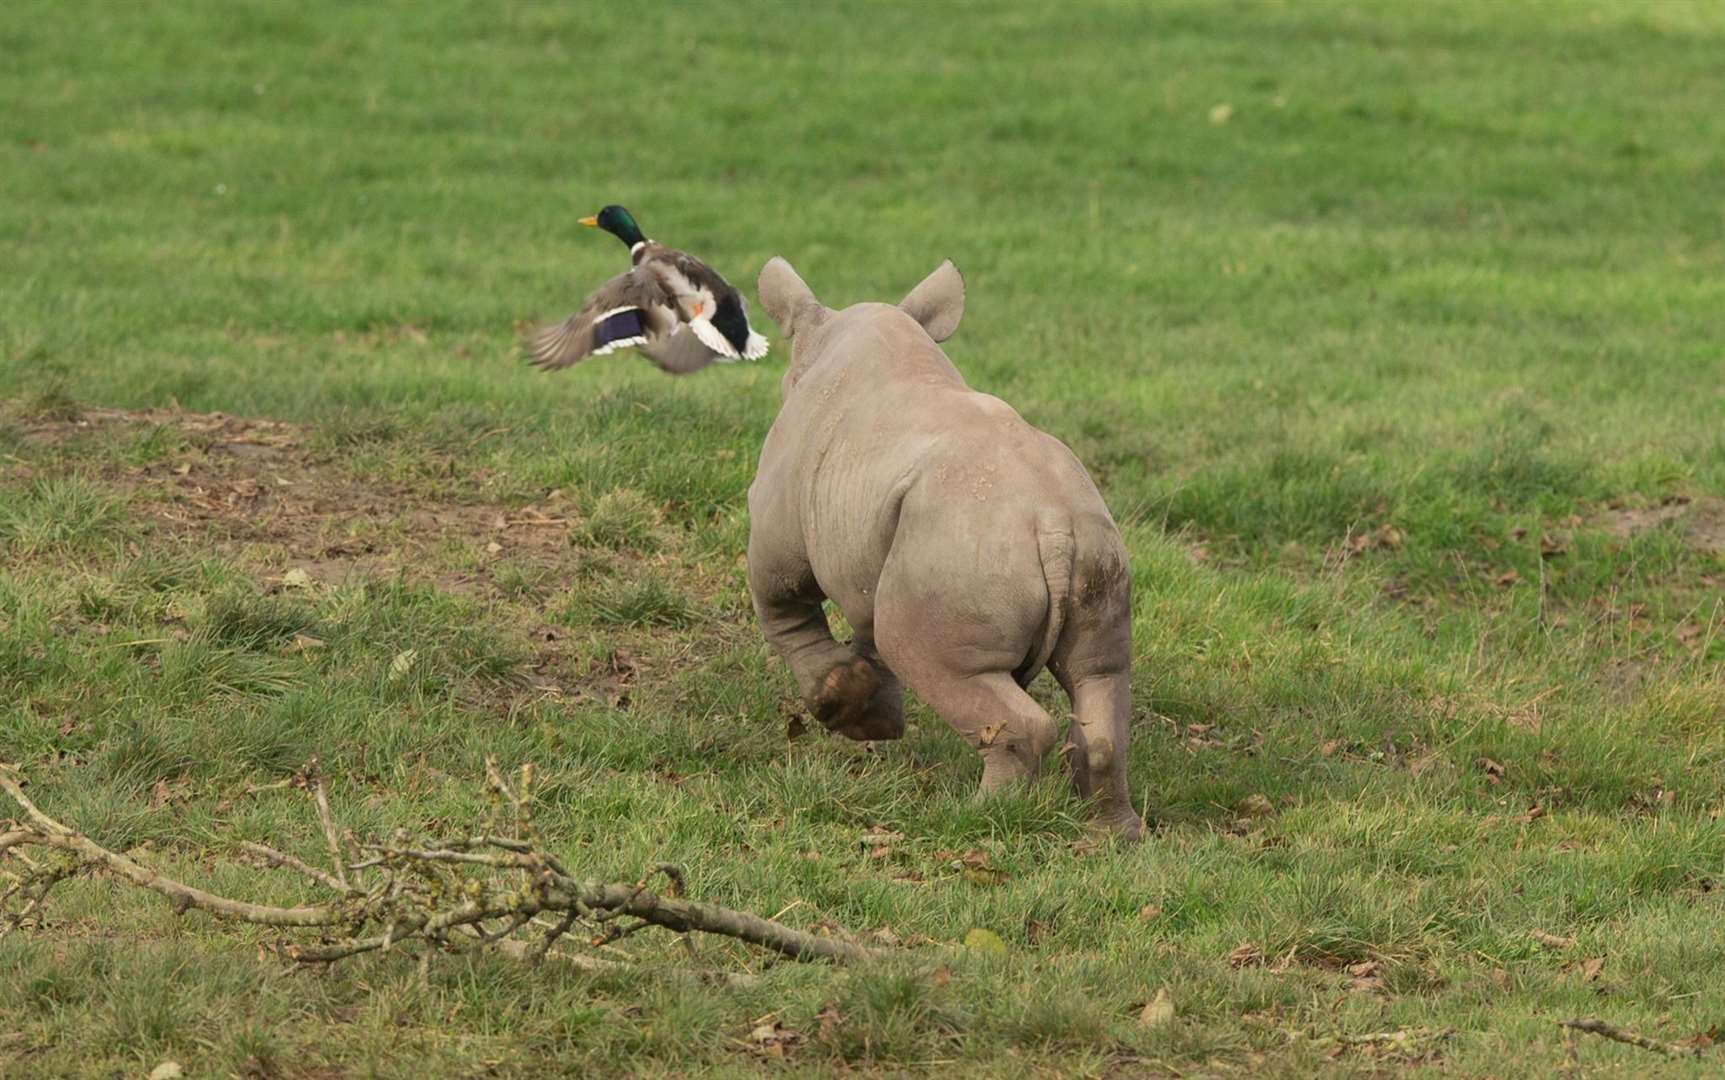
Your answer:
758,256 -> 829,337
898,259 -> 964,343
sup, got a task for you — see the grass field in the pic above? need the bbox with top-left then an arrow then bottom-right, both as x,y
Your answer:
4,0 -> 1725,1074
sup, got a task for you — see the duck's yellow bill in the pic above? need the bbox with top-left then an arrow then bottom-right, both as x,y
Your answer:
578,215 -> 599,227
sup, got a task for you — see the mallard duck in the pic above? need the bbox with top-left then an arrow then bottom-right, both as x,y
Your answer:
526,205 -> 769,375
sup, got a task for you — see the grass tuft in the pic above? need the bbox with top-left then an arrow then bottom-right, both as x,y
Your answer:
0,477 -> 133,556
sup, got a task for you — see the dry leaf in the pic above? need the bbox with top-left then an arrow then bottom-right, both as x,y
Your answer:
1209,103 -> 1235,124
862,830 -> 903,860
1578,956 -> 1606,982
485,540 -> 503,555
1138,986 -> 1175,1029
963,865 -> 1009,886
959,848 -> 1007,883
944,848 -> 1007,885
1477,757 -> 1505,784
387,649 -> 417,680
280,567 -> 314,590
149,1065 -> 184,1080
1495,568 -> 1520,587
1677,620 -> 1704,649
1348,962 -> 1387,994
1235,793 -> 1275,819
1320,739 -> 1343,757
1228,943 -> 1265,968
963,928 -> 1007,954
932,966 -> 952,987
1138,904 -> 1163,922
1531,929 -> 1576,949
285,633 -> 325,655
1676,1026 -> 1722,1051
815,1004 -> 843,1040
744,1017 -> 802,1057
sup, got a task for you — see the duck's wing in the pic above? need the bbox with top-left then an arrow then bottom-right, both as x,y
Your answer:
641,249 -> 769,361
709,291 -> 770,360
526,268 -> 678,371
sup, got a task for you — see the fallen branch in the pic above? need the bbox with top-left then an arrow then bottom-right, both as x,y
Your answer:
1557,1018 -> 1700,1058
0,760 -> 870,967
1322,1027 -> 1453,1056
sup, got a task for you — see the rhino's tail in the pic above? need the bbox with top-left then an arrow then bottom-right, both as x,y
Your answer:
1024,516 -> 1075,684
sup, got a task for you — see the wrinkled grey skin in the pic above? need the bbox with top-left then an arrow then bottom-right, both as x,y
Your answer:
747,257 -> 1144,839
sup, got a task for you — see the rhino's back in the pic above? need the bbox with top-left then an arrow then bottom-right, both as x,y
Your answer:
764,308 -> 1118,607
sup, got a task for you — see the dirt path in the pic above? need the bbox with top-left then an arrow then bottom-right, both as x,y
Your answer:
10,406 -> 576,592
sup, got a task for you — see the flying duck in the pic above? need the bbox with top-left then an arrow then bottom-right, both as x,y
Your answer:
526,205 -> 768,375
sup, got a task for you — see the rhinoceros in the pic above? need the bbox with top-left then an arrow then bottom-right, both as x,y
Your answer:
747,256 -> 1144,839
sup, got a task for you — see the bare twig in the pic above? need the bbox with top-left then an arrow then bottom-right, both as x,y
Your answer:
650,862 -> 687,897
360,843 -> 538,870
1556,1018 -> 1699,1058
480,928 -> 622,971
2,769 -> 346,928
240,841 -> 359,896
1320,1027 -> 1454,1060
561,877 -> 868,962
0,761 -> 872,968
527,910 -> 580,963
310,766 -> 350,890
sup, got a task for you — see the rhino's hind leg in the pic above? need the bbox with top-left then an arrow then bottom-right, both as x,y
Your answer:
1049,592 -> 1145,840
901,670 -> 1059,793
1055,669 -> 1144,840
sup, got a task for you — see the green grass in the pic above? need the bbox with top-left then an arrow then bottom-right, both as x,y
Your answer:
4,0 -> 1725,1075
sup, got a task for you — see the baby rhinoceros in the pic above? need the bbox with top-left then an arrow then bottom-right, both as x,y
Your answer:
748,257 -> 1145,840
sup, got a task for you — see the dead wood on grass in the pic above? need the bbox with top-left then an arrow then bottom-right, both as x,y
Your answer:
1557,1017 -> 1702,1059
0,759 -> 871,968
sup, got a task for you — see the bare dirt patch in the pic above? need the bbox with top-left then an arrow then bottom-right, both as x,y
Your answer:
10,406 -> 575,589
8,406 -> 620,703
1598,495 -> 1725,555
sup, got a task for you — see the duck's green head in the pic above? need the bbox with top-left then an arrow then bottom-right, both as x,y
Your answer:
579,205 -> 647,248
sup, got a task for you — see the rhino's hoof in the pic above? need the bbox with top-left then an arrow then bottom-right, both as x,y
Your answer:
1088,808 -> 1147,843
813,657 -> 902,741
